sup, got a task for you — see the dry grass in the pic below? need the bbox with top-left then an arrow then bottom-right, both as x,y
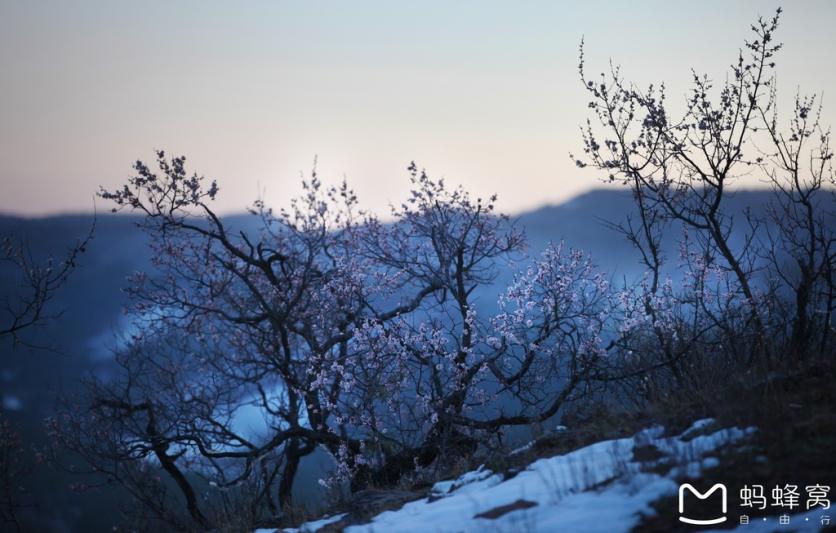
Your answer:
636,357 -> 836,532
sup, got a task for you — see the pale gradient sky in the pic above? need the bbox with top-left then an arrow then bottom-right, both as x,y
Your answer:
1,1 -> 835,216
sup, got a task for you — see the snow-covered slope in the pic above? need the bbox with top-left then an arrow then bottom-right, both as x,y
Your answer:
270,420 -> 827,533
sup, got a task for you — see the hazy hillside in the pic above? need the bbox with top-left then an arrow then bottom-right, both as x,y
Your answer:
0,188 -> 781,413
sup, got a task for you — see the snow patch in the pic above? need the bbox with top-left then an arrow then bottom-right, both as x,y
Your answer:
259,512 -> 347,533
261,420 -> 770,533
342,420 -> 753,533
430,464 -> 500,498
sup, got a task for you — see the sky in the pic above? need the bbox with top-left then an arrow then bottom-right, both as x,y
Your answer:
1,1 -> 835,217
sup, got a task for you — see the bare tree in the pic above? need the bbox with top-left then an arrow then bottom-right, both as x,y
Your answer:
1,224 -> 92,346
1,219 -> 92,530
758,90 -> 835,358
576,8 -> 834,371
55,153 -> 616,529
